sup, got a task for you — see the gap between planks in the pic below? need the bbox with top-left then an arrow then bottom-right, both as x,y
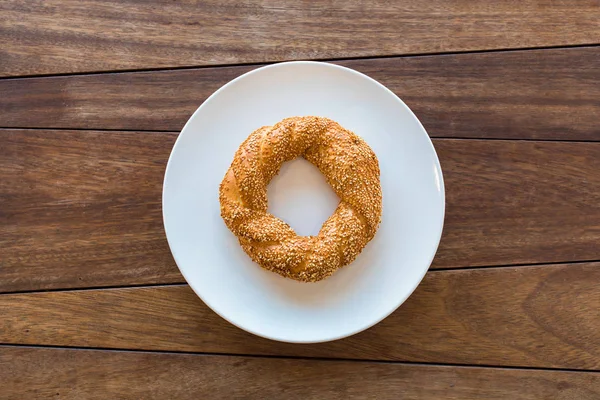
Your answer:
0,43 -> 598,82
1,343 -> 599,374
0,259 -> 597,296
1,127 -> 600,144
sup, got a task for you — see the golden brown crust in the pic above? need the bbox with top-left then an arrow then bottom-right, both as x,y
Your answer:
219,116 -> 382,282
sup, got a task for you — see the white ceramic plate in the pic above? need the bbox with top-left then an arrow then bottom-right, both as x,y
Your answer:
163,61 -> 444,343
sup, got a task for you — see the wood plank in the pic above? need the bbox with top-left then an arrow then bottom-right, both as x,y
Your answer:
1,47 -> 599,141
2,130 -> 600,292
2,1 -> 599,77
0,130 -> 181,291
435,139 -> 600,268
1,347 -> 599,400
1,263 -> 599,369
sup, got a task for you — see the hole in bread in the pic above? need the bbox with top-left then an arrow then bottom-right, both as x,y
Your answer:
267,158 -> 339,237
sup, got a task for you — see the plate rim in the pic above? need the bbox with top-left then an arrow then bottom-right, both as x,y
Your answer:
162,60 -> 446,343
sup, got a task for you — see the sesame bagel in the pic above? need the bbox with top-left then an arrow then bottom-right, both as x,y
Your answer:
219,116 -> 382,282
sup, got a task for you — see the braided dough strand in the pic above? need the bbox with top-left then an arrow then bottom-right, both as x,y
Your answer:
219,116 -> 382,282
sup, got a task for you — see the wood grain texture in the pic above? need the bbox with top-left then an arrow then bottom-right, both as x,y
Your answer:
1,47 -> 599,141
2,1 -> 599,76
1,347 -> 599,400
434,139 -> 600,268
1,263 -> 599,369
2,130 -> 600,292
0,130 -> 181,291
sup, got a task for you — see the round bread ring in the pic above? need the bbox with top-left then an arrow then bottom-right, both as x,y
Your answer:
219,116 -> 382,282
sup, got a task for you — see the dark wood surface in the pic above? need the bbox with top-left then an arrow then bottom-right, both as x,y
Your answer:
2,263 -> 599,369
1,47 -> 599,141
0,129 -> 179,292
2,1 -> 599,76
2,1 -> 600,397
1,347 -> 599,400
2,130 -> 599,293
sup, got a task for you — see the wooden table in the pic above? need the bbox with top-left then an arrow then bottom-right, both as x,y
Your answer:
1,1 -> 599,398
